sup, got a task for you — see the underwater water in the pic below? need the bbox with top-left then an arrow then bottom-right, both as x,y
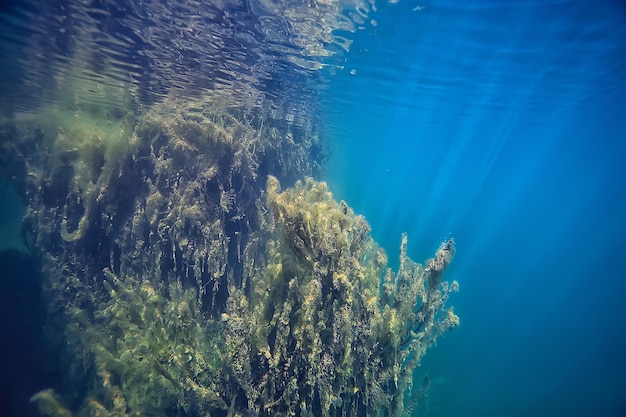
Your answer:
1,0 -> 625,417
323,1 -> 626,416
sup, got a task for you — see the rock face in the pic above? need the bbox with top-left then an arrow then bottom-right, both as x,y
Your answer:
1,100 -> 457,417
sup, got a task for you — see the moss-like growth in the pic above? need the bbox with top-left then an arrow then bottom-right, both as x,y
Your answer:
220,177 -> 458,417
30,389 -> 72,417
58,271 -> 226,417
5,102 -> 456,417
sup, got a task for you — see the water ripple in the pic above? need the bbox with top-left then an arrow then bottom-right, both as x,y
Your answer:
0,0 -> 376,120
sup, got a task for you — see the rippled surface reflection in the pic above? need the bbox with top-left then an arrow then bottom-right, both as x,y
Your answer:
0,0 -> 376,118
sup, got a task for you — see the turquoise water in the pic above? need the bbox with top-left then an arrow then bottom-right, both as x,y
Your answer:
324,1 -> 626,416
1,0 -> 626,416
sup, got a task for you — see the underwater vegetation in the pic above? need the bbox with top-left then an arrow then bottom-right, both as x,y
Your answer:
1,94 -> 458,417
225,177 -> 459,417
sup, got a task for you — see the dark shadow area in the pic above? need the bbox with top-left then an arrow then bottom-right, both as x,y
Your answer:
0,249 -> 60,417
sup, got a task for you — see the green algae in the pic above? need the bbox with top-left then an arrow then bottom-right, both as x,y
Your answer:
2,100 -> 457,417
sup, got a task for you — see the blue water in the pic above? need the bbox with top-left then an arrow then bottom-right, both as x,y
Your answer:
1,0 -> 625,416
323,0 -> 626,415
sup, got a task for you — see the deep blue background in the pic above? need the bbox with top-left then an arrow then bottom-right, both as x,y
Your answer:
322,0 -> 626,415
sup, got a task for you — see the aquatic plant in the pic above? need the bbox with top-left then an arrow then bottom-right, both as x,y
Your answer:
3,99 -> 457,417
223,177 -> 458,417
70,271 -> 226,416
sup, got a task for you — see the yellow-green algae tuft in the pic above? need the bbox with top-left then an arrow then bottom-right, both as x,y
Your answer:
4,101 -> 457,417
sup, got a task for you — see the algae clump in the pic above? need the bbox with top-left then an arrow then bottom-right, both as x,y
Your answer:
222,176 -> 459,417
3,102 -> 458,417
